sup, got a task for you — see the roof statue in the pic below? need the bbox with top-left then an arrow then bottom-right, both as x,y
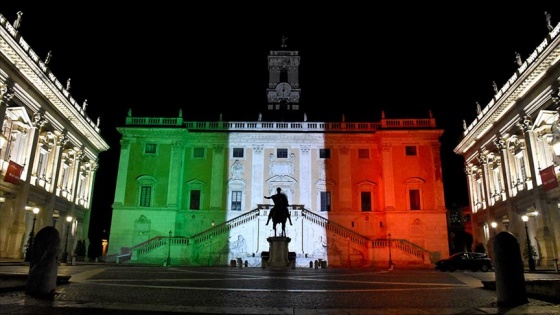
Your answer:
96,117 -> 100,128
545,11 -> 553,31
66,78 -> 71,91
281,36 -> 288,48
493,81 -> 499,94
515,52 -> 523,66
476,102 -> 482,115
13,11 -> 23,30
179,108 -> 182,118
463,120 -> 467,131
44,50 -> 52,65
82,99 -> 88,111
127,108 -> 132,117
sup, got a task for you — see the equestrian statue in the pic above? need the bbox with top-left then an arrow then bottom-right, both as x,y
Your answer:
264,187 -> 293,237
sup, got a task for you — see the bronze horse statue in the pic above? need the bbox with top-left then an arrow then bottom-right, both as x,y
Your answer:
265,188 -> 293,237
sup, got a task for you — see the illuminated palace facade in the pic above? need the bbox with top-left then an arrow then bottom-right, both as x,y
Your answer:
454,21 -> 560,269
0,14 -> 109,260
108,47 -> 449,268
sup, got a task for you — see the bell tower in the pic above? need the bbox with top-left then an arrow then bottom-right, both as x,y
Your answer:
267,36 -> 301,113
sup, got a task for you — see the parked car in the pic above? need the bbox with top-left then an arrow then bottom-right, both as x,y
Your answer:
434,252 -> 492,272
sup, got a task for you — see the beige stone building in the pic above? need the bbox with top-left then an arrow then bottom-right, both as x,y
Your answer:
454,21 -> 560,269
0,13 -> 109,261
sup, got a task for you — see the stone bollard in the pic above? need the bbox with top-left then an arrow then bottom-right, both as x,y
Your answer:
309,261 -> 313,268
27,226 -> 60,299
244,260 -> 248,268
237,258 -> 242,269
494,231 -> 528,307
314,260 -> 318,269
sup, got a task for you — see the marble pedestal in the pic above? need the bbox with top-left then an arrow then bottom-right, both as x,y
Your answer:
266,236 -> 291,268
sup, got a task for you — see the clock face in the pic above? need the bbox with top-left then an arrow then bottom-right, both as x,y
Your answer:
275,82 -> 292,99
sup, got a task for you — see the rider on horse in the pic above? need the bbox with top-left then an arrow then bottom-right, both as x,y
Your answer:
264,187 -> 293,236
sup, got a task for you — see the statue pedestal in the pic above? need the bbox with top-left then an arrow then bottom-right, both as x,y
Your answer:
266,236 -> 291,268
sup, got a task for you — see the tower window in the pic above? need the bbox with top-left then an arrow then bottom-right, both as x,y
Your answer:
145,143 -> 157,154
358,149 -> 369,159
193,147 -> 205,158
405,146 -> 417,156
139,186 -> 152,207
361,191 -> 372,212
231,190 -> 242,210
190,190 -> 201,210
277,148 -> 288,158
409,189 -> 421,210
320,191 -> 331,211
233,148 -> 244,158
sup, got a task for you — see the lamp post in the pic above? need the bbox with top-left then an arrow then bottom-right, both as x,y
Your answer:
388,233 -> 393,269
52,212 -> 59,227
346,236 -> 350,268
166,230 -> 172,266
521,215 -> 536,271
502,215 -> 510,231
62,216 -> 72,263
24,207 -> 40,262
490,221 -> 497,236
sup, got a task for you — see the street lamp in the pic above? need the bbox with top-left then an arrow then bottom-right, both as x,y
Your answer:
490,221 -> 497,235
52,211 -> 59,227
521,215 -> 536,271
166,230 -> 172,266
62,216 -> 72,263
388,233 -> 393,269
502,215 -> 510,231
24,207 -> 40,262
346,236 -> 350,268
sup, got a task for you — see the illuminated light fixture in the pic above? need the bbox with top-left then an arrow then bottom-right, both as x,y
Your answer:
62,216 -> 73,264
490,221 -> 497,229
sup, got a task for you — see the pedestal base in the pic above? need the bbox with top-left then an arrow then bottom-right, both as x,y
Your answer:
266,236 -> 291,268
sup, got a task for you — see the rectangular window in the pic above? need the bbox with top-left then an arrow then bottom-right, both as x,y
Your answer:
37,150 -> 47,178
140,186 -> 151,207
145,143 -> 157,154
405,146 -> 417,156
409,189 -> 420,210
233,148 -> 244,158
320,191 -> 331,211
277,148 -> 288,158
361,191 -> 372,212
231,191 -> 241,210
358,149 -> 369,159
319,149 -> 330,159
190,190 -> 201,210
193,147 -> 205,158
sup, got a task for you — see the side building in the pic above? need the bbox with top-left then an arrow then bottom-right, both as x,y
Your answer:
107,47 -> 449,268
454,21 -> 560,269
0,13 -> 110,261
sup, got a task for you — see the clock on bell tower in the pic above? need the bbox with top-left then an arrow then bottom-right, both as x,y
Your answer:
266,37 -> 301,113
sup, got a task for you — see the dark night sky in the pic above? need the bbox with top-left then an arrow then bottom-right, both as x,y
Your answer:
1,4 -> 560,240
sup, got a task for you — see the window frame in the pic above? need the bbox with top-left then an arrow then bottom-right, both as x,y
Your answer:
405,145 -> 417,156
277,148 -> 288,158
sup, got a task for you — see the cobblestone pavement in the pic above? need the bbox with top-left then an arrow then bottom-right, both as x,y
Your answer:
0,263 -> 559,314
